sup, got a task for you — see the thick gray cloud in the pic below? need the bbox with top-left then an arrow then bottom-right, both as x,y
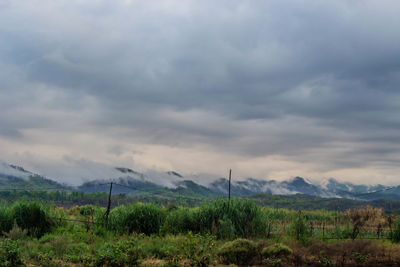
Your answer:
1,0 -> 400,184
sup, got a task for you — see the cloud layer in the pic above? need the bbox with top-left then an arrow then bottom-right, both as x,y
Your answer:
1,0 -> 400,185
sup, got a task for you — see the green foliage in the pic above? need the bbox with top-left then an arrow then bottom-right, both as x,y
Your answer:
0,207 -> 13,234
352,252 -> 370,266
265,257 -> 282,266
289,212 -> 310,244
162,199 -> 267,239
92,240 -> 140,267
0,238 -> 25,267
3,221 -> 28,240
79,205 -> 97,232
179,232 -> 214,266
162,207 -> 199,234
65,243 -> 90,263
217,238 -> 257,266
137,235 -> 177,259
199,198 -> 267,238
391,219 -> 400,243
80,205 -> 96,217
107,203 -> 166,235
261,243 -> 292,259
217,218 -> 235,240
11,202 -> 54,238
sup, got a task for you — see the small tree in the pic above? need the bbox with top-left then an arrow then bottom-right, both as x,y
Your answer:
345,206 -> 381,240
289,211 -> 309,244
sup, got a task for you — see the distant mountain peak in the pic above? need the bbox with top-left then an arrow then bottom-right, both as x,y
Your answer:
115,167 -> 141,175
167,171 -> 183,178
9,164 -> 31,174
288,176 -> 311,185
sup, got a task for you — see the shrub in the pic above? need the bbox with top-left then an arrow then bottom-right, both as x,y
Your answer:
65,243 -> 90,263
289,212 -> 309,244
3,221 -> 28,240
11,202 -> 54,238
79,205 -> 96,232
344,206 -> 381,240
391,219 -> 400,243
93,240 -> 140,267
0,207 -> 13,235
217,238 -> 257,266
261,243 -> 292,259
79,205 -> 96,217
0,238 -> 25,267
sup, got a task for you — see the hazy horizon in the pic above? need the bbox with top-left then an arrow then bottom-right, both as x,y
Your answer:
1,1 -> 400,185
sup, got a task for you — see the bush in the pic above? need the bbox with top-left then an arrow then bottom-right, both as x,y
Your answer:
11,202 -> 54,238
93,240 -> 140,267
3,221 -> 28,240
108,203 -> 166,235
391,219 -> 400,243
0,207 -> 13,235
345,206 -> 381,240
289,212 -> 309,244
217,238 -> 257,266
261,243 -> 292,259
0,238 -> 25,267
79,205 -> 96,232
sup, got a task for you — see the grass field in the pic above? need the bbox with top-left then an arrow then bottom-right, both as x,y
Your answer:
1,198 -> 400,266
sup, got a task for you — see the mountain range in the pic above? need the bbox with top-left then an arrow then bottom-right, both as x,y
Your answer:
0,161 -> 399,201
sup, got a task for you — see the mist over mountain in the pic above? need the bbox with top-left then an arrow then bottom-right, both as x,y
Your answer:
0,161 -> 67,190
1,160 -> 398,201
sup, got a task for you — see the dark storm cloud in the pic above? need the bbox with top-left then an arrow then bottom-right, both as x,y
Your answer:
1,0 -> 400,180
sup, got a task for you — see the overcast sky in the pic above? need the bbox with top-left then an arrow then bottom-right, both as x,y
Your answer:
1,0 -> 400,185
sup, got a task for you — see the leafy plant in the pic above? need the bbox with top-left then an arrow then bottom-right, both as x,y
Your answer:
79,205 -> 96,232
3,221 -> 28,240
352,252 -> 370,266
289,212 -> 309,244
345,206 -> 381,240
391,218 -> 400,243
261,243 -> 292,259
217,238 -> 257,266
0,207 -> 13,235
0,238 -> 25,267
93,240 -> 140,267
11,202 -> 54,238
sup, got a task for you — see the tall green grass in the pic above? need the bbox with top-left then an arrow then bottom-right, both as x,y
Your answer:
197,198 -> 268,239
0,207 -> 13,234
162,207 -> 199,234
107,203 -> 166,235
105,199 -> 268,239
0,202 -> 56,237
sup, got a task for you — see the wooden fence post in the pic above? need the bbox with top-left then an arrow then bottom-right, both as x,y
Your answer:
105,182 -> 113,225
228,169 -> 231,202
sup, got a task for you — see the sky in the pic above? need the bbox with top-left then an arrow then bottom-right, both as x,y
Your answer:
1,0 -> 400,185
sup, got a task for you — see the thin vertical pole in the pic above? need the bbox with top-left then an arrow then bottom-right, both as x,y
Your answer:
228,169 -> 232,201
105,182 -> 113,225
